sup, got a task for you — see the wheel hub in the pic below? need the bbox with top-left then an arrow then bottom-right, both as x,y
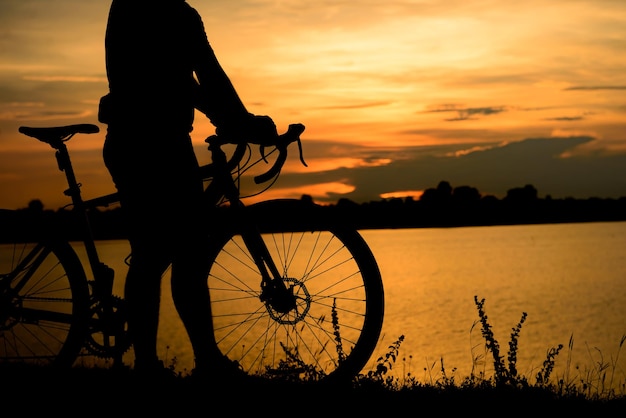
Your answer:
263,277 -> 311,325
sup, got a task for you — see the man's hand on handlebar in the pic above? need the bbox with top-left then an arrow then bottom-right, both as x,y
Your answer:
248,114 -> 279,145
203,120 -> 306,185
216,113 -> 279,145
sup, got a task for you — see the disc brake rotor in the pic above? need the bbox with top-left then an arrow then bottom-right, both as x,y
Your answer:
265,277 -> 311,325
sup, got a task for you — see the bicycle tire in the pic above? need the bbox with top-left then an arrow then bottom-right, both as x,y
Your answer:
0,239 -> 90,367
206,199 -> 384,383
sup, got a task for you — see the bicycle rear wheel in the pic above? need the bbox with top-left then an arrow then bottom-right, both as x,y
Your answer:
0,238 -> 90,367
206,199 -> 384,383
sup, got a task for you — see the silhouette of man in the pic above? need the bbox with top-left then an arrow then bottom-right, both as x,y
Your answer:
99,0 -> 277,376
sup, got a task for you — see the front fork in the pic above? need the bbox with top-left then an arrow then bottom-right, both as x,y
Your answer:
239,221 -> 297,314
209,142 -> 297,315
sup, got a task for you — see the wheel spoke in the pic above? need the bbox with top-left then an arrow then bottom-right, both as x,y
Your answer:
207,200 -> 384,383
0,240 -> 89,366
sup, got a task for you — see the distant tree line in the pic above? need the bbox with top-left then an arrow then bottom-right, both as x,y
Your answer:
326,181 -> 626,229
2,180 -> 625,242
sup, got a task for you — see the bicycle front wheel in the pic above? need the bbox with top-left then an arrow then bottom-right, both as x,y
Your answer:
0,239 -> 90,367
206,199 -> 384,383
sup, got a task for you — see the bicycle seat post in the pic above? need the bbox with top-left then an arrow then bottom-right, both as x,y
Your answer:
55,141 -> 82,205
54,140 -> 104,278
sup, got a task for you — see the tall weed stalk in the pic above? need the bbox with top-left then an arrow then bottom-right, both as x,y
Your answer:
473,295 -> 562,388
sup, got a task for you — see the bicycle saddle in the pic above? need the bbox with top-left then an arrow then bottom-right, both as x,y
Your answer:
19,124 -> 100,144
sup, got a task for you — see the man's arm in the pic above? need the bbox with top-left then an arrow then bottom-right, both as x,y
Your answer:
185,6 -> 250,127
187,7 -> 277,141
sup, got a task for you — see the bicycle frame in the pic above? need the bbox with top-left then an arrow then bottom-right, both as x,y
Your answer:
13,123 -> 306,360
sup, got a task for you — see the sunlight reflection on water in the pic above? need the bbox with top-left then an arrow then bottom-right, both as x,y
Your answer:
361,221 -> 626,385
81,221 -> 626,385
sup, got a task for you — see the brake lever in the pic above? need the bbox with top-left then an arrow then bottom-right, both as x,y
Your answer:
259,124 -> 307,166
296,137 -> 308,167
254,123 -> 307,184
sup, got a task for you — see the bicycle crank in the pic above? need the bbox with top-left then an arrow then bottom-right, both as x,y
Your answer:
85,295 -> 131,359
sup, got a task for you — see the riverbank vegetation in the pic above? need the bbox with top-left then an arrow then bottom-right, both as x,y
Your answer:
359,297 -> 625,400
1,296 -> 623,413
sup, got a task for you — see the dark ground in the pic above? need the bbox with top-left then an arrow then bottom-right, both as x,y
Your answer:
1,365 -> 623,415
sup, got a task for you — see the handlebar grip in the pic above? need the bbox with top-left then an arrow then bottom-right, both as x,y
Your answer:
201,123 -> 306,183
254,150 -> 287,184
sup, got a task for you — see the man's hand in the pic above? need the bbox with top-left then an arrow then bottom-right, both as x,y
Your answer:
216,113 -> 278,145
248,114 -> 278,145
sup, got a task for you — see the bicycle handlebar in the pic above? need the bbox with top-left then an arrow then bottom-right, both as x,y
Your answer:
203,123 -> 307,184
255,123 -> 307,184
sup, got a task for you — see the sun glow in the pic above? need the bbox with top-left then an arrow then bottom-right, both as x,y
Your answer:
380,190 -> 424,200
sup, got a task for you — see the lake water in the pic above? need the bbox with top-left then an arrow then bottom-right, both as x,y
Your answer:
79,221 -> 626,387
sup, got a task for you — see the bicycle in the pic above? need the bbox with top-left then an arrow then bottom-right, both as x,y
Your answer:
0,122 -> 384,383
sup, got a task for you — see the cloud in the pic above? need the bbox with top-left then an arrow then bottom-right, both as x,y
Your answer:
564,85 -> 626,91
22,75 -> 106,83
544,116 -> 585,121
0,106 -> 93,122
421,104 -> 507,121
316,101 -> 392,110
277,135 -> 626,202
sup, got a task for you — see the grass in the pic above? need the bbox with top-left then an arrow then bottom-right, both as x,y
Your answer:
363,297 -> 626,399
1,296 -> 624,414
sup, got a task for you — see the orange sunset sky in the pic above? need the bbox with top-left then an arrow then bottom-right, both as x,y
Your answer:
1,0 -> 625,211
